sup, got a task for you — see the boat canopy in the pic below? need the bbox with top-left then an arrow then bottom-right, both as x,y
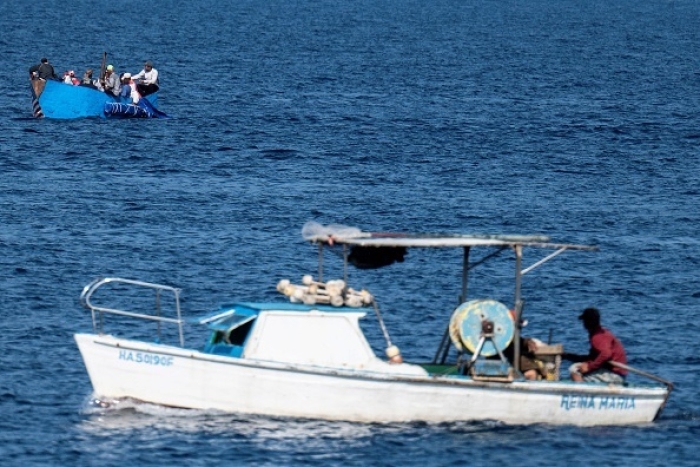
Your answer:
302,221 -> 597,272
301,222 -> 598,373
302,221 -> 594,251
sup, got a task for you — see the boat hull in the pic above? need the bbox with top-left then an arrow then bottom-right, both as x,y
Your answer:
75,333 -> 668,426
30,79 -> 159,119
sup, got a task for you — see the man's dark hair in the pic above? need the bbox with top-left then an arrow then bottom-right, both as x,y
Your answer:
579,307 -> 601,328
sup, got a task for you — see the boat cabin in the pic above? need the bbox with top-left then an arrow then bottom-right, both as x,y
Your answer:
200,302 -> 428,375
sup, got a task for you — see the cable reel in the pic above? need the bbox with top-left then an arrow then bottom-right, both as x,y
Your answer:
449,299 -> 515,358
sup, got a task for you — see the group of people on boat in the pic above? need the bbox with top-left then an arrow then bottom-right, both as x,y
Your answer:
515,306 -> 627,384
29,57 -> 160,101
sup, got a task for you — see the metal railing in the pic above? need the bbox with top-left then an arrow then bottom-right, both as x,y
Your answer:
80,277 -> 185,347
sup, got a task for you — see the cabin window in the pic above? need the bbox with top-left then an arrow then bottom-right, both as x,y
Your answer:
210,331 -> 225,344
226,319 -> 255,346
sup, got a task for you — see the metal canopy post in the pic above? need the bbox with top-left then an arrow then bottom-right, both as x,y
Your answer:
460,246 -> 470,303
513,245 -> 523,375
434,246 -> 471,364
343,244 -> 349,284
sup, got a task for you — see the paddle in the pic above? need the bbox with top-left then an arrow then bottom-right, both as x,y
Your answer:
610,361 -> 674,422
99,52 -> 107,83
609,361 -> 674,390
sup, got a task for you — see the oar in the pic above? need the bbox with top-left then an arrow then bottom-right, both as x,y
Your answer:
610,361 -> 674,421
99,52 -> 107,83
609,361 -> 674,390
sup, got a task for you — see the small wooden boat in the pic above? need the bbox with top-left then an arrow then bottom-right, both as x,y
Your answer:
30,79 -> 165,119
74,222 -> 672,425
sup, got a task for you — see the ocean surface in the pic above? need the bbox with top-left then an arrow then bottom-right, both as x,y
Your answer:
1,0 -> 699,465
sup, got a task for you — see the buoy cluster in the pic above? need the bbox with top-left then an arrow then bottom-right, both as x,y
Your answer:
276,275 -> 373,307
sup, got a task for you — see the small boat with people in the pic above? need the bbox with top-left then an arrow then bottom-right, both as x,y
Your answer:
29,54 -> 166,119
74,222 -> 673,426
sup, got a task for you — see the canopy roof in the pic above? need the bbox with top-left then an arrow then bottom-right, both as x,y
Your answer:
301,222 -> 596,251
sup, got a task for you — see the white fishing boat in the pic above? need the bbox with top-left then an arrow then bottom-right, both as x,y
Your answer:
75,222 -> 672,426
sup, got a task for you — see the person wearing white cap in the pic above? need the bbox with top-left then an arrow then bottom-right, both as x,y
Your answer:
102,64 -> 121,97
131,60 -> 159,96
119,73 -> 140,104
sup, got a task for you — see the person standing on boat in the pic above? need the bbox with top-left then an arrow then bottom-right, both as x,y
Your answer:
565,307 -> 628,384
29,57 -> 60,81
102,65 -> 121,97
131,60 -> 159,96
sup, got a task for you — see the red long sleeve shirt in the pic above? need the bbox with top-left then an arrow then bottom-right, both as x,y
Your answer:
587,326 -> 627,375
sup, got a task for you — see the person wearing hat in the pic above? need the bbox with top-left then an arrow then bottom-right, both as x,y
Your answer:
102,64 -> 121,97
29,57 -> 60,81
131,60 -> 159,97
563,307 -> 628,384
119,73 -> 140,104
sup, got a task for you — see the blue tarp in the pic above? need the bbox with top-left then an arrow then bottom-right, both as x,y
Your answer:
104,99 -> 168,118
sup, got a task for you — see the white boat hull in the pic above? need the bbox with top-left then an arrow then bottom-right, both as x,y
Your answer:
75,333 -> 668,426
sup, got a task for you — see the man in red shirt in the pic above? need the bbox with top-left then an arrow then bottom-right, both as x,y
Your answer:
565,307 -> 628,384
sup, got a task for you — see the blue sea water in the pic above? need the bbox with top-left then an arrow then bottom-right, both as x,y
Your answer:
1,0 -> 700,465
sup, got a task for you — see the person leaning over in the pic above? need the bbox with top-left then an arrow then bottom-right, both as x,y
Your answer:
132,60 -> 159,96
563,307 -> 628,384
29,57 -> 60,81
